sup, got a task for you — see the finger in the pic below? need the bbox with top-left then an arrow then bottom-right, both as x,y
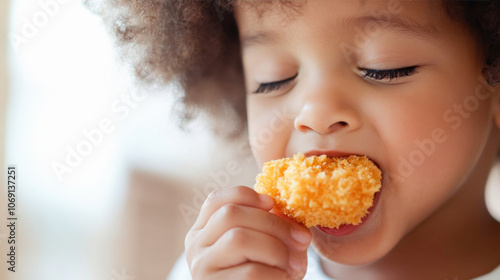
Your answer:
200,203 -> 311,250
192,186 -> 274,230
208,262 -> 289,280
203,227 -> 290,271
271,207 -> 298,223
288,247 -> 309,279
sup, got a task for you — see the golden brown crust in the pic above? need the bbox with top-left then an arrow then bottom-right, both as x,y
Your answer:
254,154 -> 382,228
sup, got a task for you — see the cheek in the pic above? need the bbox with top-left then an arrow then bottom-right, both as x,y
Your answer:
376,76 -> 495,225
247,98 -> 294,166
375,75 -> 494,178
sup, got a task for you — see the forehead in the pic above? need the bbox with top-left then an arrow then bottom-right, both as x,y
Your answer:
234,0 -> 450,48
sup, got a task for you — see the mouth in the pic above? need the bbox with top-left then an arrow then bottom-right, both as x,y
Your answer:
303,150 -> 383,236
316,189 -> 381,236
304,150 -> 382,170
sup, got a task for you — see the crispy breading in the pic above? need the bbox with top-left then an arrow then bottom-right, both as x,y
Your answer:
254,153 -> 382,228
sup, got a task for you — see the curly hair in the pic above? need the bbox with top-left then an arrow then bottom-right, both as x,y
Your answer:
85,0 -> 500,137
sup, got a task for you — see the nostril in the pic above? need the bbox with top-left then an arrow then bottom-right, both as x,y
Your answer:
327,121 -> 348,133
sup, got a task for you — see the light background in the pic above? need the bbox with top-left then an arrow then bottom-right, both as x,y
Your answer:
2,1 -> 257,279
1,1 -> 500,280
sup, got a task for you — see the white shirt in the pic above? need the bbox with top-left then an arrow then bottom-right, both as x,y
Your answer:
168,248 -> 500,280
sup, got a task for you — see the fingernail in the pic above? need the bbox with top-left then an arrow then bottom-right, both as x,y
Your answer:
291,228 -> 310,245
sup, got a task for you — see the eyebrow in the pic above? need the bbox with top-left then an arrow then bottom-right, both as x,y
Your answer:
241,29 -> 282,48
345,15 -> 443,41
241,14 -> 442,48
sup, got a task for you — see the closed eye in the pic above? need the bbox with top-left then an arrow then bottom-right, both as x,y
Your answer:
359,66 -> 418,81
253,74 -> 298,94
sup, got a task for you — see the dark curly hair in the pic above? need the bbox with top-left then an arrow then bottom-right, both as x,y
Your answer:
85,0 -> 500,137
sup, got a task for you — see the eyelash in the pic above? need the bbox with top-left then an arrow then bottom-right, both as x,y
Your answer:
359,66 -> 418,81
252,66 -> 418,94
253,75 -> 297,94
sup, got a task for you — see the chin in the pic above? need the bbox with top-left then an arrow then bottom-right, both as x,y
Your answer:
310,224 -> 401,266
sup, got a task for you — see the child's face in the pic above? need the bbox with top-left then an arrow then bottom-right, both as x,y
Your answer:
235,0 -> 500,265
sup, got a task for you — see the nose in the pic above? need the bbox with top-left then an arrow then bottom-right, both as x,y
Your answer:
294,90 -> 361,135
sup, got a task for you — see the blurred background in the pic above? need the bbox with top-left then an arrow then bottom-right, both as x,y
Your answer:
1,1 -> 258,279
1,1 -> 500,280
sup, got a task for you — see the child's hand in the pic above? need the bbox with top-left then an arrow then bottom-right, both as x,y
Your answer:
185,186 -> 312,280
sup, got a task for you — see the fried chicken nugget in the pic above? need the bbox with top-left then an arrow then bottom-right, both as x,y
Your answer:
254,153 -> 382,228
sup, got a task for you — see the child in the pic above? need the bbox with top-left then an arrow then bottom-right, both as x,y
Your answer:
95,0 -> 500,279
